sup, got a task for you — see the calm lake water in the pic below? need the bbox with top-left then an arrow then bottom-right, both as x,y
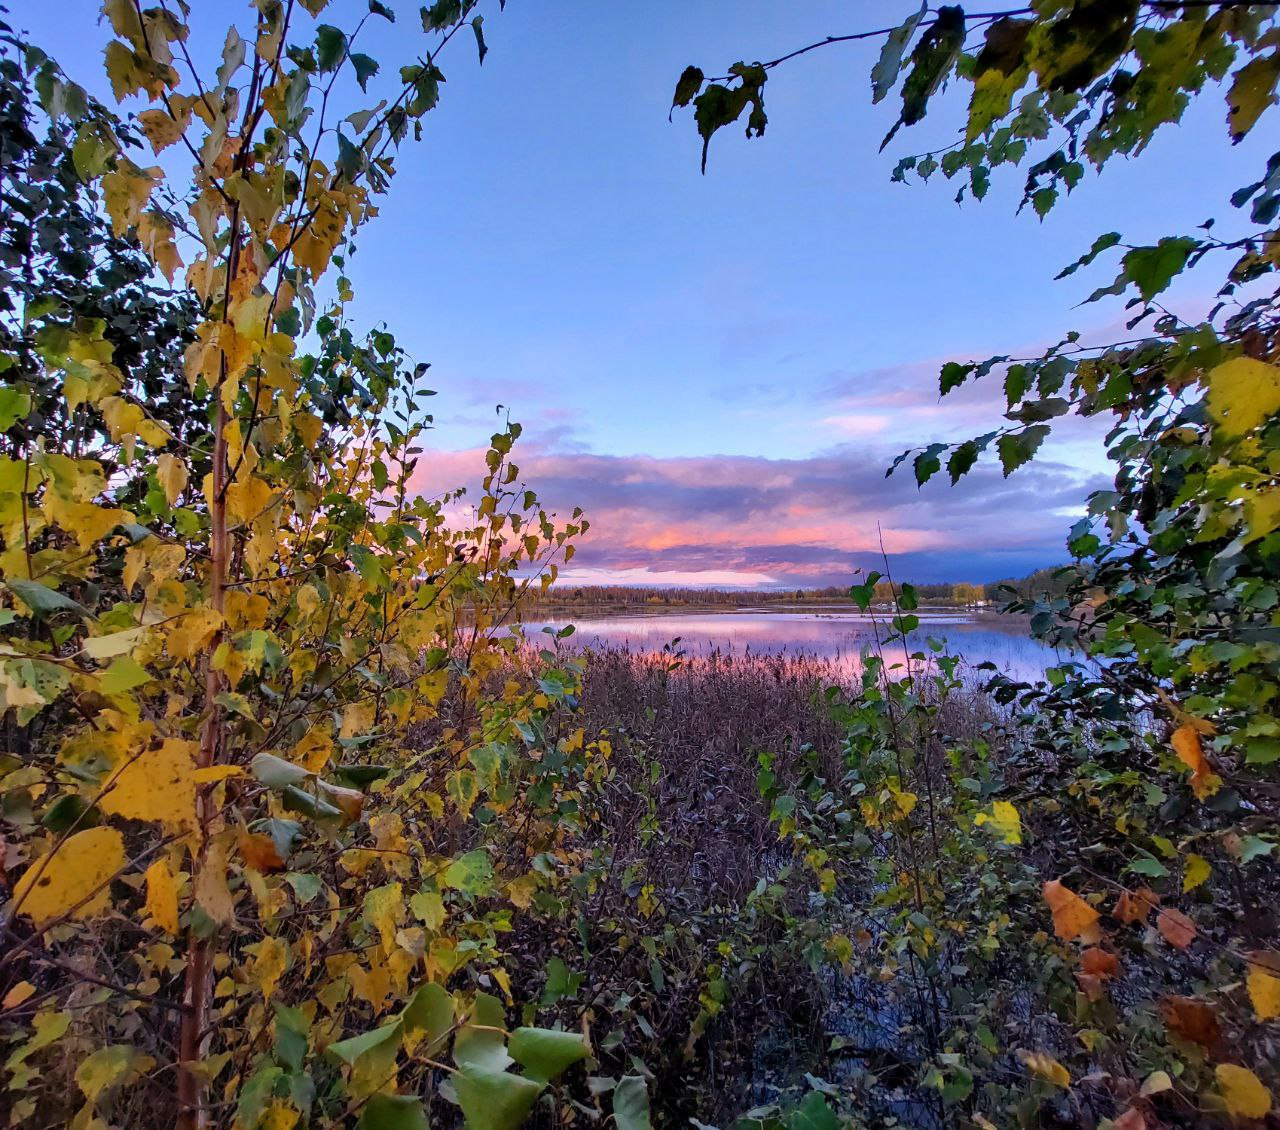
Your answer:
523,606 -> 1067,684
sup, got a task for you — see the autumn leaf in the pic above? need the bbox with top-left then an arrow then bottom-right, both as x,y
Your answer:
156,452 -> 189,506
238,830 -> 286,874
144,857 -> 180,935
1080,947 -> 1118,978
194,834 -> 236,925
1215,1063 -> 1272,1119
1171,723 -> 1220,799
1156,907 -> 1197,949
1043,879 -> 1101,943
75,1044 -> 153,1104
1017,1049 -> 1070,1087
13,826 -> 125,926
1113,886 -> 1160,925
974,799 -> 1022,844
100,739 -> 198,832
1245,953 -> 1280,1022
1206,357 -> 1280,439
1183,852 -> 1211,893
1160,995 -> 1220,1048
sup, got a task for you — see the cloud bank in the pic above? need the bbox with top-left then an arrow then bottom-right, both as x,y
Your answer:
409,440 -> 1105,588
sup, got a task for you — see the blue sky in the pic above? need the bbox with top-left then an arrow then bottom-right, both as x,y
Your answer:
14,1 -> 1273,584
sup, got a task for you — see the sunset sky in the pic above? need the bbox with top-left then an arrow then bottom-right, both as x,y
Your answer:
18,1 -> 1274,585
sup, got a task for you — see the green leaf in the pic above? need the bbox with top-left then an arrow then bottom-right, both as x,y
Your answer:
454,992 -> 511,1073
613,1076 -> 651,1130
8,579 -> 92,620
315,25 -> 347,72
421,0 -> 463,31
1122,237 -> 1196,303
883,5 -> 965,148
100,656 -> 150,695
996,425 -> 1050,477
359,1093 -> 428,1130
455,1067 -> 543,1130
251,752 -> 313,788
327,1020 -> 402,1067
41,793 -> 95,833
368,0 -> 396,20
792,1091 -> 840,1130
404,981 -> 454,1050
1056,232 -> 1121,279
444,849 -> 494,895
0,386 -> 31,430
508,1027 -> 590,1083
285,872 -> 323,903
939,361 -> 973,394
350,53 -> 379,92
671,65 -> 704,111
1238,836 -> 1276,864
273,1003 -> 309,1074
1128,854 -> 1169,878
471,16 -> 487,65
871,1 -> 926,104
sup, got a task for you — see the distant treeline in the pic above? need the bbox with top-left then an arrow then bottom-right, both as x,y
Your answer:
533,567 -> 1074,609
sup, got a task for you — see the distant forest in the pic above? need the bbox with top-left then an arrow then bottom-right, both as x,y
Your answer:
532,567 -> 1073,609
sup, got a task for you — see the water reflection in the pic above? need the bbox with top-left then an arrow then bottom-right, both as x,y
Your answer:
523,607 -> 1066,684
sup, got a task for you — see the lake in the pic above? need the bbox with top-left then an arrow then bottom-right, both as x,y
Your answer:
523,606 -> 1067,684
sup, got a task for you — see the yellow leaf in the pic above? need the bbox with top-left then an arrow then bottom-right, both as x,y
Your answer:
1215,1063 -> 1272,1119
249,935 -> 290,1001
102,163 -> 159,237
194,834 -> 236,925
1246,955 -> 1280,1021
259,1103 -> 300,1130
1042,879 -> 1101,943
137,100 -> 191,154
1227,52 -> 1280,141
41,496 -> 133,549
975,799 -> 1022,845
100,739 -> 197,832
192,764 -> 244,784
1018,1049 -> 1070,1088
167,607 -> 223,662
364,882 -> 404,955
137,210 -> 183,282
1183,852 -> 1211,893
75,1044 -> 152,1104
13,827 -> 125,926
144,857 -> 180,935
1206,357 -> 1280,439
155,453 -> 188,506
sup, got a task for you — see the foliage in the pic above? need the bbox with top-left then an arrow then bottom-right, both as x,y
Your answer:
676,1 -> 1280,1125
0,5 -> 633,1129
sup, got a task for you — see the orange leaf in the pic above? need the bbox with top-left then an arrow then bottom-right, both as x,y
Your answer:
1171,723 -> 1221,799
1081,946 -> 1119,978
1160,995 -> 1220,1048
1156,907 -> 1197,949
1114,886 -> 1160,925
238,831 -> 286,874
1112,1108 -> 1146,1130
1043,879 -> 1101,943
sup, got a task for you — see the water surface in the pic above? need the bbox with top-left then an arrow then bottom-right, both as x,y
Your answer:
524,606 -> 1065,683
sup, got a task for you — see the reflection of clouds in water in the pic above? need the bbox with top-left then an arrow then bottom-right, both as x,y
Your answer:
524,612 -> 1065,684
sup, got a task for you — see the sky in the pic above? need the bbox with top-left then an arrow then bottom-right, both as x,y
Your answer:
13,1 -> 1274,586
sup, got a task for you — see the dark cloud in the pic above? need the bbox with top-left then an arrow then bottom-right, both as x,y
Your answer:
411,441 -> 1106,587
